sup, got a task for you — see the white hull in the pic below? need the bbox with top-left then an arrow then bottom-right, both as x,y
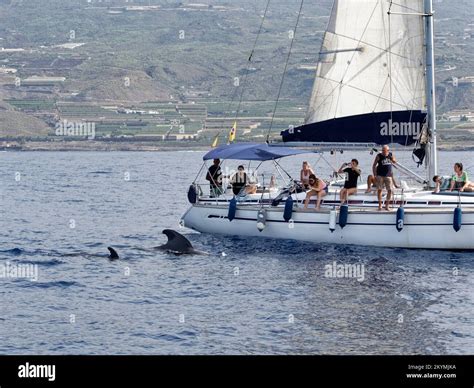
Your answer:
182,204 -> 474,250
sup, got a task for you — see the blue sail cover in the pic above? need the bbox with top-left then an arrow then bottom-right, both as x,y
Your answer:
203,143 -> 311,161
281,111 -> 427,145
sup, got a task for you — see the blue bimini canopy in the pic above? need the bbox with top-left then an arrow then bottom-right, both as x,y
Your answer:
203,143 -> 312,161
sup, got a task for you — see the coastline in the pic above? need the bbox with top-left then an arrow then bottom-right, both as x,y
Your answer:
1,140 -> 473,152
0,141 -> 211,152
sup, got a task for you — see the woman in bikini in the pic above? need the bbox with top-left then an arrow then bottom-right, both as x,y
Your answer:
303,174 -> 327,211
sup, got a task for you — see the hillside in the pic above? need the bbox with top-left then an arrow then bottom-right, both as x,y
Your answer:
0,101 -> 50,136
0,0 -> 472,145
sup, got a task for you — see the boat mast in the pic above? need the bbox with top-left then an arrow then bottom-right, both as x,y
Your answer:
424,0 -> 438,186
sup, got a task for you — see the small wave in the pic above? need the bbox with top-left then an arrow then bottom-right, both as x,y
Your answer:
21,259 -> 64,267
0,248 -> 23,255
121,234 -> 149,241
155,333 -> 188,342
60,184 -> 81,188
23,280 -> 81,289
84,242 -> 103,248
177,330 -> 198,338
397,292 -> 415,302
89,171 -> 113,174
368,256 -> 390,265
127,299 -> 155,305
58,251 -> 88,257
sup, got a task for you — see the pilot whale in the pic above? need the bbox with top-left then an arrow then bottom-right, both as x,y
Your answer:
106,230 -> 206,259
156,229 -> 208,255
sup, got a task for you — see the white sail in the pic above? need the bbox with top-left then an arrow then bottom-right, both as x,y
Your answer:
306,0 -> 426,124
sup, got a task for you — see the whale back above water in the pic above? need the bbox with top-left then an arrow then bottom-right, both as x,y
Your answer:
158,229 -> 196,254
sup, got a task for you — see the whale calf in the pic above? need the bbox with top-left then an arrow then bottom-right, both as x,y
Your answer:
156,229 -> 207,255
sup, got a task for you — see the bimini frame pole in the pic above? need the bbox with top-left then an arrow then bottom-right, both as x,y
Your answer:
424,0 -> 438,186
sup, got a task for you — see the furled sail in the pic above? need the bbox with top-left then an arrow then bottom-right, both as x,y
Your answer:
282,0 -> 427,145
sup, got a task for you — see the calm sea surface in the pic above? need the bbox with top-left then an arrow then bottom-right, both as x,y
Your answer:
0,150 -> 472,354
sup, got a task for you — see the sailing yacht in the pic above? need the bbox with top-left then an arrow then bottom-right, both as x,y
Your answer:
181,0 -> 474,250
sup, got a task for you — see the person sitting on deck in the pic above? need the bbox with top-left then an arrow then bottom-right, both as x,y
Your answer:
365,175 -> 377,193
338,159 -> 361,204
366,172 -> 399,193
246,171 -> 258,195
432,175 -> 450,193
230,165 -> 247,196
303,174 -> 327,211
300,161 -> 315,189
269,175 -> 276,189
449,163 -> 474,192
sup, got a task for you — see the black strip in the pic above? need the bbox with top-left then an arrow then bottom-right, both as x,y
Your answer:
0,355 -> 472,386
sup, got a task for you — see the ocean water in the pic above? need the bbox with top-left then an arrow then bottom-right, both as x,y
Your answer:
0,150 -> 472,355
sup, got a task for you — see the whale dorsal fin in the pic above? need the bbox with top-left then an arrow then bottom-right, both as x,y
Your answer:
107,247 -> 119,260
161,229 -> 193,252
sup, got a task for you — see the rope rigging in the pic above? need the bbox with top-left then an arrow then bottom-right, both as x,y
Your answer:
234,0 -> 272,121
212,0 -> 271,144
266,0 -> 305,143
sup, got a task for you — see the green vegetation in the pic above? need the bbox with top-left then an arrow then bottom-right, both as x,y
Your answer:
0,0 -> 472,146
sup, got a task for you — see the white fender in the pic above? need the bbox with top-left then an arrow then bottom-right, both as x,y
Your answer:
257,209 -> 267,232
329,210 -> 337,233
